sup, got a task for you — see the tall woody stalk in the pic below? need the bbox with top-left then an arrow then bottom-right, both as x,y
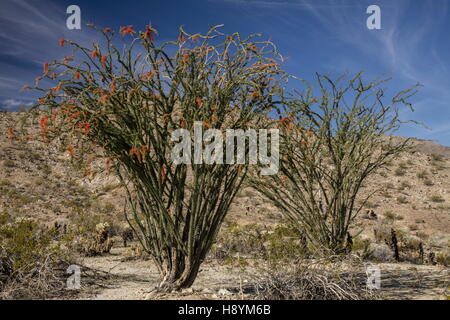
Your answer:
21,24 -> 286,290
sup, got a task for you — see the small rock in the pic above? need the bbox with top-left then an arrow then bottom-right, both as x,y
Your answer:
218,288 -> 233,296
181,288 -> 194,294
202,288 -> 214,294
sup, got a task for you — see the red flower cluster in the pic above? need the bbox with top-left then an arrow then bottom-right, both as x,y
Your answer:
129,148 -> 142,162
143,25 -> 155,42
300,140 -> 308,148
140,71 -> 158,80
91,50 -> 99,59
6,127 -> 15,139
249,90 -> 261,100
120,25 -> 136,36
100,55 -> 108,69
278,116 -> 292,128
67,111 -> 81,122
141,145 -> 148,160
66,145 -> 74,157
78,122 -> 91,135
39,115 -> 49,131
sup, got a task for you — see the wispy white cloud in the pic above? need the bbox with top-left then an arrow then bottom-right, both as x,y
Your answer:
0,98 -> 33,110
295,1 -> 449,89
0,0 -> 99,62
278,0 -> 450,145
0,0 -> 106,105
212,0 -> 354,9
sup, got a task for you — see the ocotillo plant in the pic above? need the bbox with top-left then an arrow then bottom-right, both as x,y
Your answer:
249,72 -> 420,255
19,24 -> 286,290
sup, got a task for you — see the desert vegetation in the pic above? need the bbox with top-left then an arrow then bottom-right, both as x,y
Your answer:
249,72 -> 420,255
0,24 -> 448,300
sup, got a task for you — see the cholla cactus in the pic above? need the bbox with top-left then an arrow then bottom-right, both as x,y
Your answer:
22,24 -> 286,290
95,222 -> 110,235
80,222 -> 113,256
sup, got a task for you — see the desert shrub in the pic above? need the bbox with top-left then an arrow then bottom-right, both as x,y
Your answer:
394,167 -> 406,176
120,225 -> 134,248
380,190 -> 392,198
374,221 -> 392,243
400,235 -> 422,251
351,237 -> 371,251
253,261 -> 377,300
123,243 -> 151,261
398,161 -> 408,169
417,170 -> 428,179
249,72 -> 420,254
0,213 -> 73,299
373,222 -> 428,263
264,225 -> 308,261
82,222 -> 113,256
2,160 -> 15,168
431,162 -> 446,171
351,237 -> 373,260
430,154 -> 444,162
101,183 -> 120,193
385,182 -> 395,189
212,224 -> 307,262
383,211 -> 397,221
212,224 -> 266,259
396,196 -> 408,204
430,195 -> 445,203
67,212 -> 116,256
0,180 -> 12,188
436,252 -> 449,266
437,204 -> 450,210
398,181 -> 411,191
415,232 -> 429,241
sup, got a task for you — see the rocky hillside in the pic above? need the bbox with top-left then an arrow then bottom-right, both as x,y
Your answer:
0,111 -> 449,245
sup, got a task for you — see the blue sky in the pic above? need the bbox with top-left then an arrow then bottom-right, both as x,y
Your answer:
1,0 -> 449,146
